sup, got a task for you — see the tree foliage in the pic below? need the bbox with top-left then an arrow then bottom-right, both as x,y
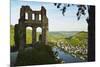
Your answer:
54,3 -> 88,20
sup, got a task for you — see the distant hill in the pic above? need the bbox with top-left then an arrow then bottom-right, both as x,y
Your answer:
74,31 -> 88,40
68,31 -> 88,47
48,31 -> 80,38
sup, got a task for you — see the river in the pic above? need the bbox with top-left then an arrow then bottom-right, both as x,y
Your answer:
52,47 -> 84,63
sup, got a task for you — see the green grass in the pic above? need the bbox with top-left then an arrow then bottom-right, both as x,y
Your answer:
10,25 -> 15,46
26,29 -> 32,44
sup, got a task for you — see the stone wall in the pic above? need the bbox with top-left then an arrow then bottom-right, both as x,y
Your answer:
14,6 -> 48,50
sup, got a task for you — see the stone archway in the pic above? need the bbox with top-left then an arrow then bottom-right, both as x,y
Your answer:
14,6 -> 48,50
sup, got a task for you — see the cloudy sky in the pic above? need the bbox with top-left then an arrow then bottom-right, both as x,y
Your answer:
11,0 -> 88,31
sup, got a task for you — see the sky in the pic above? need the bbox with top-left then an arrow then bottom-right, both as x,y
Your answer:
11,0 -> 88,32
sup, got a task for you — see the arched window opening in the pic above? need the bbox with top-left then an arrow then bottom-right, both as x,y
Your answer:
36,27 -> 42,42
26,27 -> 32,45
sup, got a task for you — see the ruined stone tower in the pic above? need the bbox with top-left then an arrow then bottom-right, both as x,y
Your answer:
14,6 -> 48,50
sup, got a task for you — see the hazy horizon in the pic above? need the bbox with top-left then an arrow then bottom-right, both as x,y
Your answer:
10,24 -> 88,32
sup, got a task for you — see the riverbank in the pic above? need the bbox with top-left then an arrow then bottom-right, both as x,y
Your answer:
52,46 -> 83,63
56,43 -> 87,61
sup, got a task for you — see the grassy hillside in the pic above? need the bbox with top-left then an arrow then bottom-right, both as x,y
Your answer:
15,44 -> 58,66
68,31 -> 88,47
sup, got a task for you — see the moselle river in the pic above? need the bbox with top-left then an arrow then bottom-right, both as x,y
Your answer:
52,47 -> 85,63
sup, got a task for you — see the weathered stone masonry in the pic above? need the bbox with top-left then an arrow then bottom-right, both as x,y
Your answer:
14,6 -> 48,50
